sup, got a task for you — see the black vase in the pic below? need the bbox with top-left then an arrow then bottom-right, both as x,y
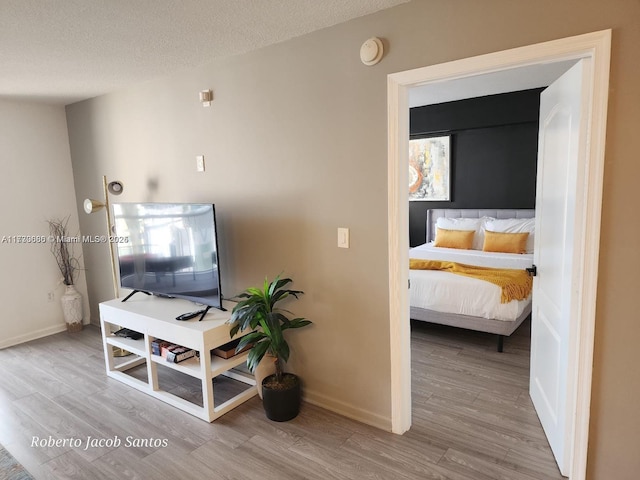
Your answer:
261,373 -> 301,421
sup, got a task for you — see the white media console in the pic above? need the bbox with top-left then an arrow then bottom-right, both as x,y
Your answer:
99,295 -> 257,422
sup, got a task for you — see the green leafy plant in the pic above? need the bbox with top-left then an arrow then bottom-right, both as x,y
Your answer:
229,275 -> 312,384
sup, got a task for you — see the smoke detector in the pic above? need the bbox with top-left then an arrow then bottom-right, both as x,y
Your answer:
360,37 -> 384,66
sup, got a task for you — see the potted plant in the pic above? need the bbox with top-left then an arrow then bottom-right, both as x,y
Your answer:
47,217 -> 83,332
229,275 -> 312,421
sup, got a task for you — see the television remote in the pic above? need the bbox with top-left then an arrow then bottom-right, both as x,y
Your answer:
175,310 -> 205,321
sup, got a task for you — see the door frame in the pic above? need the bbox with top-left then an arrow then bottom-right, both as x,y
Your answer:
387,30 -> 611,479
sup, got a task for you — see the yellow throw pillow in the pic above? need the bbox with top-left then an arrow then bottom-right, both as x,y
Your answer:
483,230 -> 529,254
434,228 -> 475,250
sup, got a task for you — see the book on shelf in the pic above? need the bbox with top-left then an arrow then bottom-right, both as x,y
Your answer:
151,339 -> 171,356
212,336 -> 253,359
153,340 -> 196,363
160,343 -> 179,358
166,346 -> 196,363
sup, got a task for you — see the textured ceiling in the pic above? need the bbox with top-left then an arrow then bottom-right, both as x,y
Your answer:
0,0 -> 408,105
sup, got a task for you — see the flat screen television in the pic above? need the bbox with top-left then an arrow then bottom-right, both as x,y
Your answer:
112,203 -> 222,310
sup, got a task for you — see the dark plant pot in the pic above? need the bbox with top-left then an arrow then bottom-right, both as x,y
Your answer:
261,373 -> 301,422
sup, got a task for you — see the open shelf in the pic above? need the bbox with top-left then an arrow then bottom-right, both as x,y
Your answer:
210,351 -> 250,377
105,335 -> 146,357
150,350 -> 251,380
151,353 -> 200,378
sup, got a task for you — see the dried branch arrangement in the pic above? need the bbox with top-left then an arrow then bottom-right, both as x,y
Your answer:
47,217 -> 81,286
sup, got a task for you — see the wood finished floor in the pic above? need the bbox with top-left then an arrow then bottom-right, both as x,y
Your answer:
0,320 -> 563,480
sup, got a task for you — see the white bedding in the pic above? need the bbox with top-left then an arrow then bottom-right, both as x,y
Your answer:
409,243 -> 534,321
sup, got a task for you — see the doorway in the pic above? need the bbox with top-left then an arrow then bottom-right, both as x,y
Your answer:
387,30 -> 611,480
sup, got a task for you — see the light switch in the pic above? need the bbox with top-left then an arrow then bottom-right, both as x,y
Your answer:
338,227 -> 350,248
196,155 -> 205,172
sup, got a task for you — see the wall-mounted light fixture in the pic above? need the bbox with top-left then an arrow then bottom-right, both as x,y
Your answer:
199,89 -> 213,107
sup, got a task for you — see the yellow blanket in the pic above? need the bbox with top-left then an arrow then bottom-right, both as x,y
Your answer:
409,259 -> 533,304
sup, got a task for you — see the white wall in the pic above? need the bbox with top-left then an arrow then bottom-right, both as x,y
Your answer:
0,99 -> 89,348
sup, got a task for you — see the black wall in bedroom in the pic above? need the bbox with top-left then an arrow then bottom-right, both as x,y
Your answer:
409,88 -> 543,247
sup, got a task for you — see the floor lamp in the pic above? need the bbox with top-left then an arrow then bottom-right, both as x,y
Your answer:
84,175 -> 130,357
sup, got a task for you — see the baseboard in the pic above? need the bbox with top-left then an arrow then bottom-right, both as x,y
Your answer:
0,323 -> 68,349
303,388 -> 392,432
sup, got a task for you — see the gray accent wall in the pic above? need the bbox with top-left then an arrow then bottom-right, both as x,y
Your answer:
409,89 -> 541,246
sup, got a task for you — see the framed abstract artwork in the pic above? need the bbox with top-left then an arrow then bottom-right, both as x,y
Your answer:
408,135 -> 451,201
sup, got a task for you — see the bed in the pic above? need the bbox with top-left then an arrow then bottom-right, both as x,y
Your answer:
409,208 -> 535,351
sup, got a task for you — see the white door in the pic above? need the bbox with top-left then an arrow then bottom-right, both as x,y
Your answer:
530,59 -> 590,477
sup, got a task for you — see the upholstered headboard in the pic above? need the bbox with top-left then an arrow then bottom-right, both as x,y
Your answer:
426,208 -> 535,243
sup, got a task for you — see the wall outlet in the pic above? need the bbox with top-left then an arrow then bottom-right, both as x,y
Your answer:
47,291 -> 55,302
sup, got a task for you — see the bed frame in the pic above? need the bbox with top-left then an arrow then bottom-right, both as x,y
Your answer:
411,208 -> 535,352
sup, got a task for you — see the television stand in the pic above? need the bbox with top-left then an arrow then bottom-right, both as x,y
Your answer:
99,295 -> 256,422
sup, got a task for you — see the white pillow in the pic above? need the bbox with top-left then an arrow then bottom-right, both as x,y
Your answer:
484,217 -> 535,253
436,217 -> 480,231
436,217 -> 490,250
